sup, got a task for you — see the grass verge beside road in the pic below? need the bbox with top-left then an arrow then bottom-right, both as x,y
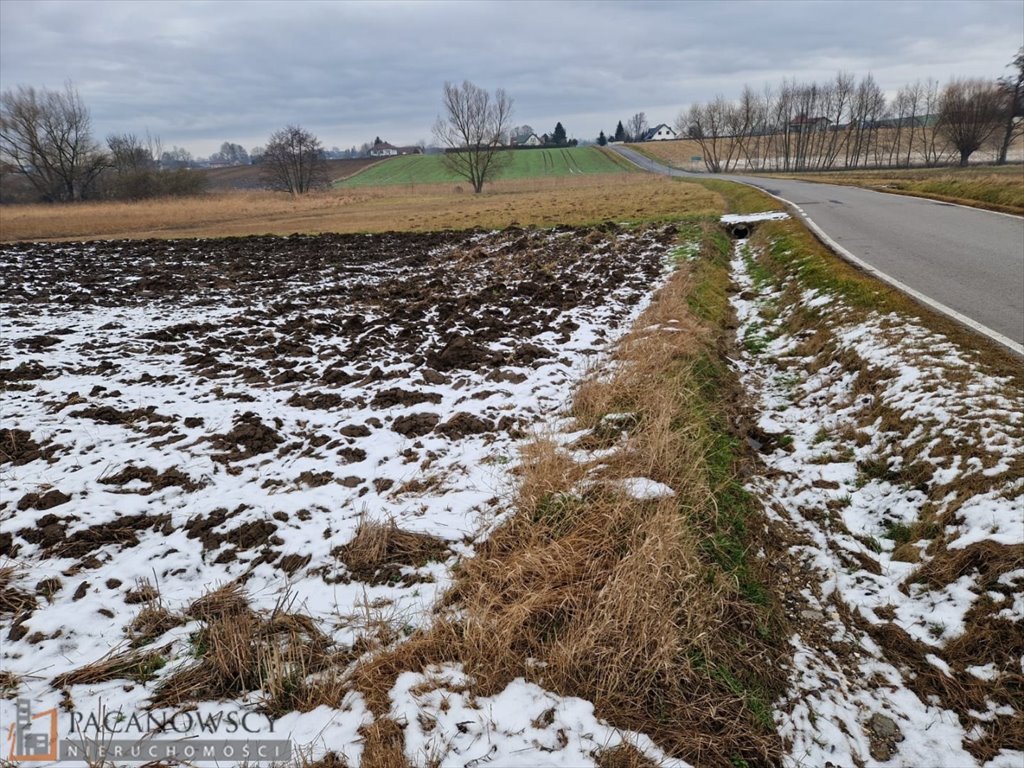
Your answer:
763,165 -> 1024,215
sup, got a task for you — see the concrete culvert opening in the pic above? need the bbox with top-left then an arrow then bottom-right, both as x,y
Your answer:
728,223 -> 751,239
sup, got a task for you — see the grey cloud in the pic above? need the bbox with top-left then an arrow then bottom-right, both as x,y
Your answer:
1,0 -> 1020,156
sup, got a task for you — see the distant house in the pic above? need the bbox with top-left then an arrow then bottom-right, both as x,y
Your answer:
856,114 -> 938,130
643,124 -> 677,141
511,131 -> 542,147
369,140 -> 400,157
369,139 -> 423,157
789,115 -> 832,133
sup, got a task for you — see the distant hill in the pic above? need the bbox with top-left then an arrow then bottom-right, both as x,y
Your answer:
198,158 -> 382,191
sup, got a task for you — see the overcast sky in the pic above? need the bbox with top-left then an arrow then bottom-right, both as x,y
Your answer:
2,0 -> 1021,157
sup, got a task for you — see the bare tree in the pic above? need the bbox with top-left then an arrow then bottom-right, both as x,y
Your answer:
105,132 -> 159,199
433,80 -> 513,193
107,132 -> 159,174
261,125 -> 327,194
940,79 -> 1004,166
996,47 -> 1024,164
732,86 -> 759,169
683,97 -> 742,172
626,111 -> 649,142
0,82 -> 107,201
918,79 -> 949,166
213,141 -> 249,165
160,146 -> 195,170
896,81 -> 924,167
821,73 -> 854,169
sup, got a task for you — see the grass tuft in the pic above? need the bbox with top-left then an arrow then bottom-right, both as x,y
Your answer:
332,518 -> 449,586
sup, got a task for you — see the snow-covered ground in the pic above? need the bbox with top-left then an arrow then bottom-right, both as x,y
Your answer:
0,226 -> 683,765
726,222 -> 1023,768
5,215 -> 1018,766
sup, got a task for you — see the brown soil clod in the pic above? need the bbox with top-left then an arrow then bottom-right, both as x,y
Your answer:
278,553 -> 312,575
435,412 -> 494,439
16,489 -> 70,511
427,334 -> 502,372
208,412 -> 284,462
98,465 -> 203,494
297,470 -> 334,488
287,391 -> 346,410
71,404 -> 174,426
0,428 -> 57,465
371,387 -> 443,409
57,513 -> 172,563
0,361 -> 51,382
391,412 -> 440,438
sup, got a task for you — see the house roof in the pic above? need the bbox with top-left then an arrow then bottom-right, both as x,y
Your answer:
643,124 -> 676,139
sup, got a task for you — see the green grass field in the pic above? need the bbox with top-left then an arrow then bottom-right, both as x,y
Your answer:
337,147 -> 634,187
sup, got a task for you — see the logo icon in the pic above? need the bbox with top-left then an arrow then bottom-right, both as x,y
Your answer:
5,698 -> 58,762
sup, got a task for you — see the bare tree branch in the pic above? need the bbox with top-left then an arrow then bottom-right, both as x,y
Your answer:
432,80 -> 513,193
261,125 -> 327,194
1,82 -> 107,202
939,79 -> 1004,166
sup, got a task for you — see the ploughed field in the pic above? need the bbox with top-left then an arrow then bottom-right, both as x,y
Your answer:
0,225 -> 676,729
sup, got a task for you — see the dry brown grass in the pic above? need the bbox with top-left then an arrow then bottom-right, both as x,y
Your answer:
333,517 -> 449,586
338,241 -> 786,767
766,166 -> 1024,214
0,174 -> 720,243
915,541 -> 1024,591
358,718 -> 410,768
53,645 -> 169,687
0,670 -> 20,699
595,743 -> 661,768
0,565 -> 35,616
628,138 -> 709,169
151,583 -> 336,716
127,599 -> 182,648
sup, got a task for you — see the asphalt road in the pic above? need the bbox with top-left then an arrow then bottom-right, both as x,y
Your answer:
610,146 -> 1024,349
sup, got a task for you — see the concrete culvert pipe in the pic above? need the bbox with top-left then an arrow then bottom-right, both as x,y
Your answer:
729,223 -> 751,239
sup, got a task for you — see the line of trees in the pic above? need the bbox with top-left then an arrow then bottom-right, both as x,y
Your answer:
510,122 -> 578,148
1,83 -> 208,203
679,49 -> 1023,173
600,114 -> 650,145
0,82 -> 337,202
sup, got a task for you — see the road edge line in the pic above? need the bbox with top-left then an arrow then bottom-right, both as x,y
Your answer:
764,188 -> 1024,358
